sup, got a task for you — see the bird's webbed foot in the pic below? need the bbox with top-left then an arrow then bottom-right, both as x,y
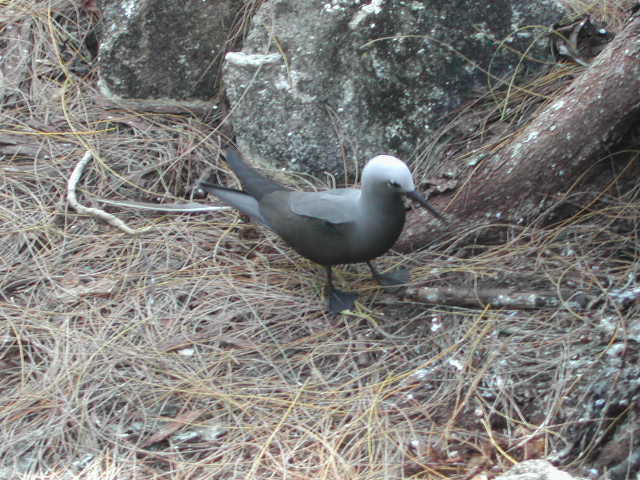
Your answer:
367,262 -> 410,287
326,287 -> 359,314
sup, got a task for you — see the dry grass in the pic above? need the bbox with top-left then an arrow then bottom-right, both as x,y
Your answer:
1,1 -> 640,479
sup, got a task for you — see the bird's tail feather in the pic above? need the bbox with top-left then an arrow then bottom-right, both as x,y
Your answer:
199,182 -> 269,226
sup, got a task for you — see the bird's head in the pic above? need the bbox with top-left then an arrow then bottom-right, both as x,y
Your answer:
361,155 -> 447,224
362,155 -> 415,194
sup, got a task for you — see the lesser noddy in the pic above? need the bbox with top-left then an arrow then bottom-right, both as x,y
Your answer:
200,148 -> 446,313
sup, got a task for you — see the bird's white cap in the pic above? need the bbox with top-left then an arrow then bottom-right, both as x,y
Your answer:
362,155 -> 415,192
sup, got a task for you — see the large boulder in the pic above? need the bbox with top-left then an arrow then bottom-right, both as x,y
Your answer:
223,0 -> 567,177
98,0 -> 240,103
495,460 -> 586,480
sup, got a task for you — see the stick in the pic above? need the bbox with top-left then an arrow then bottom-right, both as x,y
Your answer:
405,285 -> 590,310
67,151 -> 153,235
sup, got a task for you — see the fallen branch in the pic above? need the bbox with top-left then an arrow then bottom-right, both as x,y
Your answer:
67,151 -> 154,235
404,285 -> 590,310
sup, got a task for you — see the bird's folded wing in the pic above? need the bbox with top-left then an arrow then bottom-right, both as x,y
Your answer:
288,190 -> 359,224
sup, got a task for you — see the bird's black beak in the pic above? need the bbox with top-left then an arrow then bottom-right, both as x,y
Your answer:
406,190 -> 447,225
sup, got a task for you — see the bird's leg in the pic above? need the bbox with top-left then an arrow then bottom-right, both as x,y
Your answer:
367,261 -> 410,286
324,266 -> 358,314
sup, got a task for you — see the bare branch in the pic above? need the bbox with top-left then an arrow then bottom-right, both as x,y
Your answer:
405,285 -> 589,310
67,151 -> 154,235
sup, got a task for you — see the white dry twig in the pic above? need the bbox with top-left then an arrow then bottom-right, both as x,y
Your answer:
67,151 -> 154,235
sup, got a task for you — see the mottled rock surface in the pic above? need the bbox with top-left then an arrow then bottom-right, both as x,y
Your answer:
98,0 -> 240,102
495,460 -> 586,480
224,0 -> 567,177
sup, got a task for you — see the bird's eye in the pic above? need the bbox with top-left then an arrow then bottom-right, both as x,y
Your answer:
388,180 -> 400,189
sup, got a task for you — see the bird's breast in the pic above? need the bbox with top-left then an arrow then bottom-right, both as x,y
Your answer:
349,203 -> 406,262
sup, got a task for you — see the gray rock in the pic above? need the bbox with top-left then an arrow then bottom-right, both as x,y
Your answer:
495,460 -> 585,480
224,0 -> 567,177
98,0 -> 240,102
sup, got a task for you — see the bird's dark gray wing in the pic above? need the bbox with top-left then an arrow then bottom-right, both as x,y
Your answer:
288,190 -> 359,224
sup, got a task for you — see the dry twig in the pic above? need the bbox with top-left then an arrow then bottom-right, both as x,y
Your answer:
405,285 -> 590,310
67,151 -> 154,235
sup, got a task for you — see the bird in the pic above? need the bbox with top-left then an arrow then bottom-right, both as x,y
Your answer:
200,147 -> 446,313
